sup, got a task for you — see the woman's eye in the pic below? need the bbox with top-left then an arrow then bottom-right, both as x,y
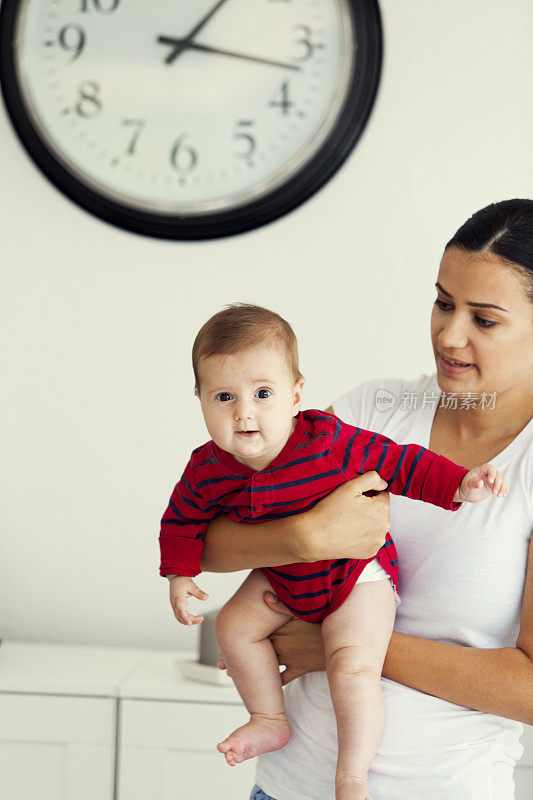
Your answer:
434,299 -> 497,329
215,392 -> 233,402
255,388 -> 272,399
475,317 -> 498,329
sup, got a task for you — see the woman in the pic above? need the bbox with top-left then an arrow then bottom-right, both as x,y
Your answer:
202,199 -> 533,800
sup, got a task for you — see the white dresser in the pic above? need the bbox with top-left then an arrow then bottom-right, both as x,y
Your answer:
0,641 -> 254,800
0,640 -> 531,800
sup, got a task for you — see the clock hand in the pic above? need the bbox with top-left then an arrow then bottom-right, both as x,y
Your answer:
157,37 -> 301,71
162,0 -> 232,64
186,0 -> 232,41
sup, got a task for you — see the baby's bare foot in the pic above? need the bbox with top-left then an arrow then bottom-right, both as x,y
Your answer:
335,773 -> 372,800
217,712 -> 290,766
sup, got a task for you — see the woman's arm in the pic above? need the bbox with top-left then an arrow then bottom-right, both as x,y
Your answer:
200,512 -> 309,572
265,533 -> 533,725
201,472 -> 391,572
382,634 -> 533,725
384,532 -> 533,724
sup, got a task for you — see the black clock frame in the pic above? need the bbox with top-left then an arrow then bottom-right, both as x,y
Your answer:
0,0 -> 382,241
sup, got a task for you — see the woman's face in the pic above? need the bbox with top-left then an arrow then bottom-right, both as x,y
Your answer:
431,246 -> 533,397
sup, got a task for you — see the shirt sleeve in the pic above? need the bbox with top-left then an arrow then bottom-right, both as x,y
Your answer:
159,458 -> 219,578
331,418 -> 469,511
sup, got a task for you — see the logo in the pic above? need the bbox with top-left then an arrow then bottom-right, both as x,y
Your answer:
375,389 -> 396,411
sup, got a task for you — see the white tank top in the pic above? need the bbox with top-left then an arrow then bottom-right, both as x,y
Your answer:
256,374 -> 533,800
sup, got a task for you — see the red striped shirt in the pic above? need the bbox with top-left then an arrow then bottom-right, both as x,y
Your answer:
159,410 -> 468,621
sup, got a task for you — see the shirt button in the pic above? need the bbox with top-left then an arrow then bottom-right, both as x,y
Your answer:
256,475 -> 264,482
256,505 -> 265,515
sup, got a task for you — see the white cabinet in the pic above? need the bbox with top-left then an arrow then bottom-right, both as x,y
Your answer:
117,700 -> 255,800
0,640 -> 149,800
0,694 -> 115,800
116,649 -> 256,800
0,642 -> 257,800
0,641 -> 532,800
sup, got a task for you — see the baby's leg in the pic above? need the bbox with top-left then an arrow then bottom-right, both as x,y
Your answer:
322,579 -> 396,800
214,569 -> 293,766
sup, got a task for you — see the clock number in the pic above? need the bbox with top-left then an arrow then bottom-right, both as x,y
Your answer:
293,25 -> 323,62
75,81 -> 102,118
170,135 -> 198,173
58,25 -> 86,61
79,0 -> 120,13
121,119 -> 145,155
269,82 -> 293,116
233,121 -> 256,163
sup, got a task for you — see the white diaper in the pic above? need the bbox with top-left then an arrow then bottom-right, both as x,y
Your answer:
357,559 -> 401,607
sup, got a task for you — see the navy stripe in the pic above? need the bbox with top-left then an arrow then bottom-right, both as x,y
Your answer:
295,440 -> 314,450
253,492 -> 325,509
277,563 -> 361,600
256,469 -> 342,492
178,493 -> 207,513
333,418 -> 342,444
181,475 -> 203,499
388,445 -> 408,488
418,455 -> 433,500
163,516 -> 205,528
269,559 -> 350,582
291,602 -> 329,616
228,507 -> 250,521
389,559 -> 398,566
401,447 -> 424,497
378,538 -> 394,551
227,504 -> 325,522
196,457 -> 219,467
284,587 -> 330,600
342,430 -> 359,472
295,438 -> 322,450
359,432 -> 379,472
245,500 -> 319,520
196,473 -> 249,489
168,499 -> 188,520
268,450 -> 331,474
375,438 -> 392,472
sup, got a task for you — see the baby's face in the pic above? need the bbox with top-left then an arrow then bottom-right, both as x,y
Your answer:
196,343 -> 303,471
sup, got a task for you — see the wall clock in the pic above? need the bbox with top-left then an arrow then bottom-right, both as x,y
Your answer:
0,0 -> 382,240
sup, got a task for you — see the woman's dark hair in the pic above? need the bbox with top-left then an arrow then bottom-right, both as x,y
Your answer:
445,199 -> 533,302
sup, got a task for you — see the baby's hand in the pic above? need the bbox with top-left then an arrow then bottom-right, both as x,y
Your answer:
454,463 -> 509,504
168,576 -> 209,626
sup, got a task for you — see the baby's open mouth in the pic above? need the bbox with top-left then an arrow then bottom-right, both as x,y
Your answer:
235,430 -> 259,437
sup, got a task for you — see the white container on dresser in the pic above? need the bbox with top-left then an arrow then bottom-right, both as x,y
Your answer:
0,640 -> 531,800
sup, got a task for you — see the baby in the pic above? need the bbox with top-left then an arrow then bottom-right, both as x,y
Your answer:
159,304 -> 508,800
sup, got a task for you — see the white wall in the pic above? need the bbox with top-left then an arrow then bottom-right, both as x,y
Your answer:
1,0 -> 532,652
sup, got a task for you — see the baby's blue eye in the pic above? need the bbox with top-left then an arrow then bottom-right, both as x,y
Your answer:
216,392 -> 233,402
255,388 -> 272,399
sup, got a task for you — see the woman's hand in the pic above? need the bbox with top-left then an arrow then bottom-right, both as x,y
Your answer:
217,592 -> 326,684
265,594 -> 326,683
300,471 -> 391,562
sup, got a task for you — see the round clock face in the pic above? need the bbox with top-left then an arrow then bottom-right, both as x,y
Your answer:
0,0 -> 382,239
